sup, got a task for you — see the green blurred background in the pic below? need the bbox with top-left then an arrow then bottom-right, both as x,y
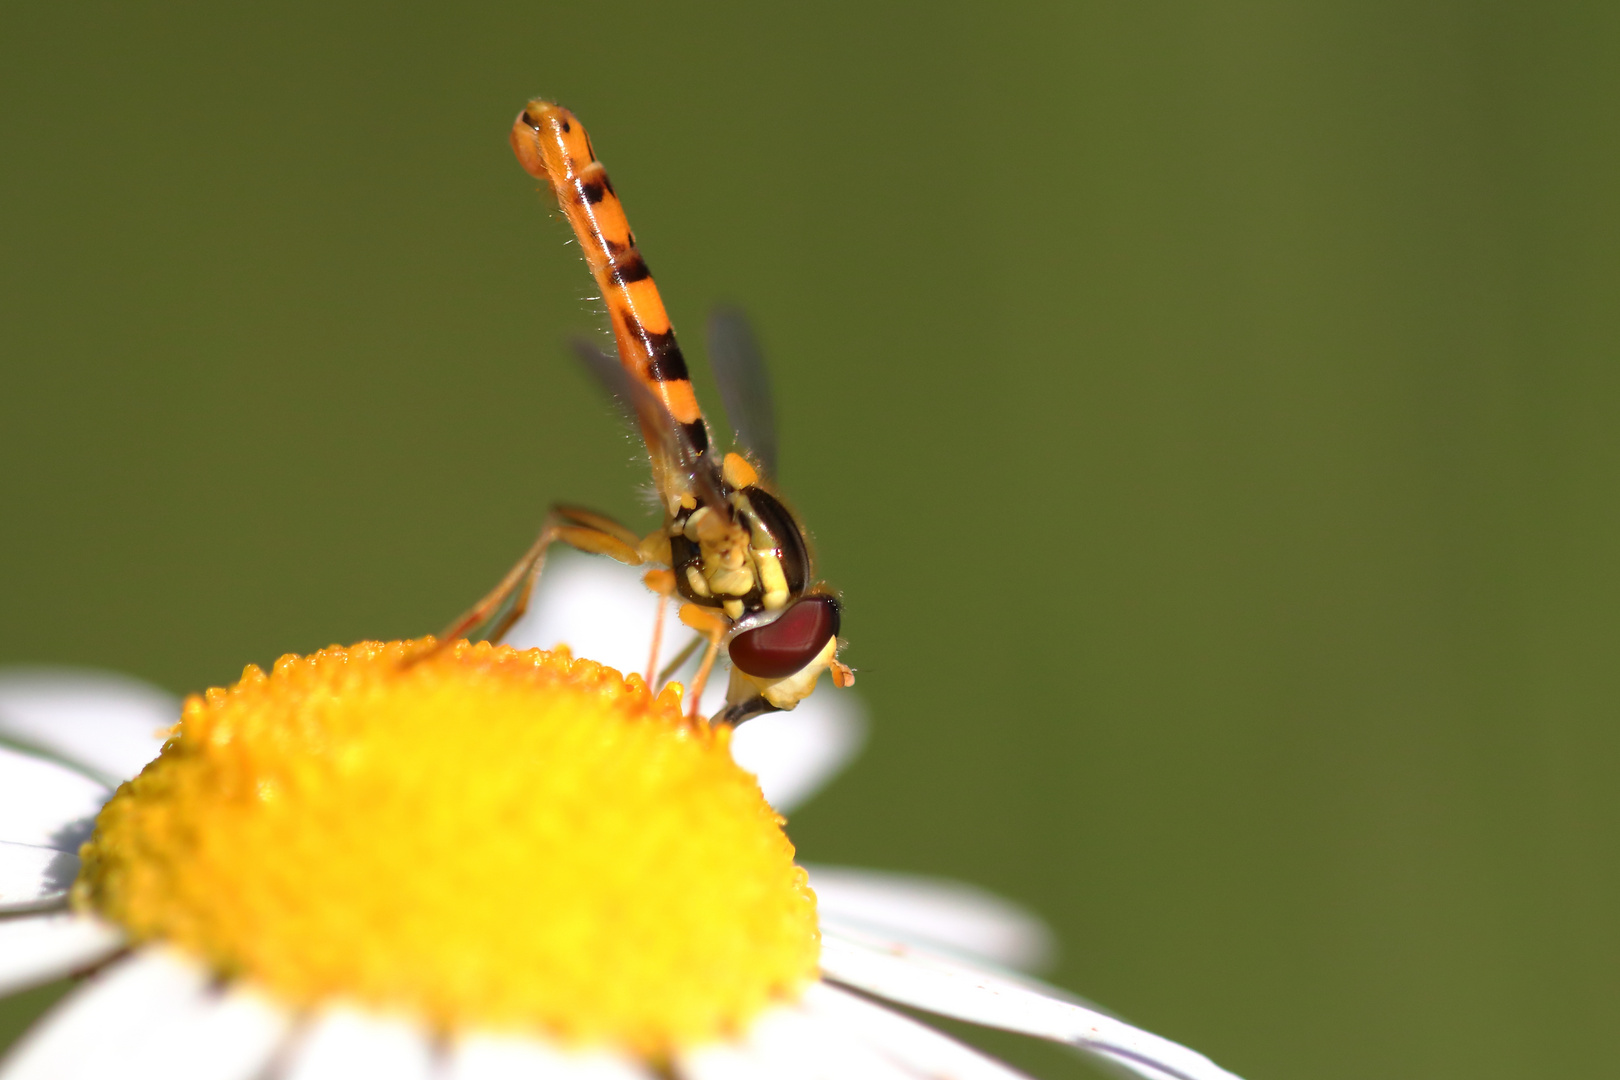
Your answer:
4,2 -> 1618,1076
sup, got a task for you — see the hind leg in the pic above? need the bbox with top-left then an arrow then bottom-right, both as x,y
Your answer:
416,505 -> 653,661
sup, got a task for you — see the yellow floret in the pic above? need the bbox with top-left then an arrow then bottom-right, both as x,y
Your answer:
75,639 -> 819,1054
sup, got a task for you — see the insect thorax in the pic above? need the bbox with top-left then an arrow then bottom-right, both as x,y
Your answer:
669,486 -> 809,622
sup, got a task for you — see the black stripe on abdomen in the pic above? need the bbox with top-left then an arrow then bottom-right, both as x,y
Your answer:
614,252 -> 652,283
580,174 -> 618,204
680,420 -> 710,454
642,327 -> 690,382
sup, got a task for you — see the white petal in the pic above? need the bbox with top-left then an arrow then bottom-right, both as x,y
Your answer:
0,948 -> 204,1080
806,865 -> 1055,972
800,982 -> 1035,1080
0,747 -> 109,851
0,912 -> 123,997
0,842 -> 78,913
506,552 -> 664,682
0,668 -> 176,784
282,1006 -> 435,1080
742,1003 -> 912,1080
156,984 -> 293,1080
1085,1055 -> 1187,1080
676,1041 -> 772,1080
731,693 -> 865,813
818,933 -> 1246,1080
15,947 -> 289,1080
448,1032 -> 653,1080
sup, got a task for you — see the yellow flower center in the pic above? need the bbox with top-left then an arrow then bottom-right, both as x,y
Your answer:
74,639 -> 820,1054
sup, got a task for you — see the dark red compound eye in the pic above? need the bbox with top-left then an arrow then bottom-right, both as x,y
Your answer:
728,596 -> 841,679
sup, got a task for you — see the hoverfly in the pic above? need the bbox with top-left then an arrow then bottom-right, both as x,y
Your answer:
431,99 -> 852,726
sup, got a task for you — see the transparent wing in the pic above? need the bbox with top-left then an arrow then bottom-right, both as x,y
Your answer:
706,307 -> 779,478
568,337 -> 730,517
570,336 -> 647,430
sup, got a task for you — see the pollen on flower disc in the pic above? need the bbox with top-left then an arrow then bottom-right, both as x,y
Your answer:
75,640 -> 820,1053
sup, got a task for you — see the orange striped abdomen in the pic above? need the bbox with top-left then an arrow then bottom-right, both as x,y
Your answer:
510,100 -> 709,457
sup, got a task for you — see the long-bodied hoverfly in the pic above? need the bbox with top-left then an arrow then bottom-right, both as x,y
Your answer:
428,100 -> 852,726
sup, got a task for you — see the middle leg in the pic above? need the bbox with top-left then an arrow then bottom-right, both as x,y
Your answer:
677,603 -> 733,721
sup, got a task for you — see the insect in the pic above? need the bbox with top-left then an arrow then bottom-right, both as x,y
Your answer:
430,99 -> 853,726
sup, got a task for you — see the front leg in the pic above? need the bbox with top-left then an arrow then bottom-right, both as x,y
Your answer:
676,602 -> 732,721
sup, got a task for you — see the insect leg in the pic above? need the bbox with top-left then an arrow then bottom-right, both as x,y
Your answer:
646,597 -> 667,686
418,505 -> 648,662
654,634 -> 705,686
688,641 -> 723,722
641,568 -> 678,685
550,504 -> 645,549
677,603 -> 731,721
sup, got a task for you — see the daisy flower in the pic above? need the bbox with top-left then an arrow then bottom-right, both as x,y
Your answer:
0,555 -> 1248,1080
